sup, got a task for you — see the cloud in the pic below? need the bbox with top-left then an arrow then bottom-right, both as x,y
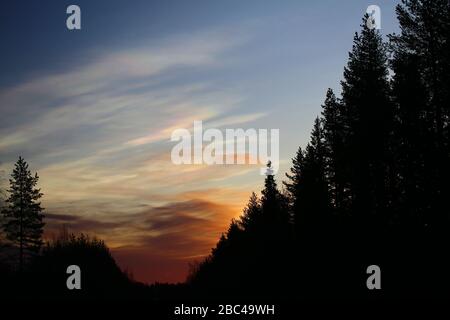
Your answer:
0,26 -> 265,283
111,199 -> 242,283
0,24 -> 260,221
43,197 -> 246,283
45,213 -> 79,221
0,29 -> 244,152
45,212 -> 124,235
45,198 -> 239,243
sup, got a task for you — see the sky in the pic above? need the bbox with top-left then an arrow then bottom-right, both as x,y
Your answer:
0,0 -> 400,283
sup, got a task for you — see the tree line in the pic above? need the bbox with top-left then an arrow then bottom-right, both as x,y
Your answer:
187,0 -> 450,299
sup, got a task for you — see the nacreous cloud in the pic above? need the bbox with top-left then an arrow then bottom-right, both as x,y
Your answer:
0,27 -> 265,283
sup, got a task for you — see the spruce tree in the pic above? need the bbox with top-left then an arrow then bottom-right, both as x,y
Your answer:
390,0 -> 450,230
321,89 -> 347,213
261,161 -> 289,235
240,192 -> 262,232
340,15 -> 392,226
284,118 -> 331,238
393,0 -> 449,151
305,117 -> 330,221
284,146 -> 304,236
1,157 -> 45,271
390,46 -> 429,228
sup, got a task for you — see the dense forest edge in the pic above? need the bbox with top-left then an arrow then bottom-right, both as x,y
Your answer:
1,0 -> 449,302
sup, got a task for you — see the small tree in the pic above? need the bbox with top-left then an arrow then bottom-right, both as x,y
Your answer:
1,157 -> 45,271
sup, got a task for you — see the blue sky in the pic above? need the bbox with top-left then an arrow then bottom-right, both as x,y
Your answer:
0,0 -> 400,282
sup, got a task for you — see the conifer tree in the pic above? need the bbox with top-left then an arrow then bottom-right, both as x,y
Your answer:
1,157 -> 45,271
390,46 -> 429,228
284,146 -> 304,236
260,161 -> 289,236
304,117 -> 330,220
390,0 -> 450,230
284,118 -> 330,237
240,192 -> 262,232
393,0 -> 449,150
340,15 -> 392,225
321,89 -> 347,213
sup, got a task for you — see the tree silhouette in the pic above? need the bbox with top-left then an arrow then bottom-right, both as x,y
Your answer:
239,192 -> 262,232
260,161 -> 290,239
284,146 -> 303,233
189,9 -> 449,299
390,0 -> 450,232
187,162 -> 292,297
285,118 -> 330,241
32,231 -> 135,298
340,15 -> 393,229
321,88 -> 347,214
1,157 -> 45,272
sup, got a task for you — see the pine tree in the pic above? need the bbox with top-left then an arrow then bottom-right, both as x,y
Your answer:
305,117 -> 330,220
284,118 -> 331,238
284,146 -> 304,236
260,161 -> 289,236
301,119 -> 329,228
1,157 -> 45,271
261,161 -> 279,214
240,192 -> 262,232
390,0 -> 450,230
393,0 -> 449,151
390,46 -> 429,228
340,15 -> 392,226
321,89 -> 347,213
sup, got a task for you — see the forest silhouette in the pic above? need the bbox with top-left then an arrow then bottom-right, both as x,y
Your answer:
1,0 -> 449,302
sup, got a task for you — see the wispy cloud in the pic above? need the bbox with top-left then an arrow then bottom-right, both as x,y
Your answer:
45,196 -> 246,283
0,27 -> 265,283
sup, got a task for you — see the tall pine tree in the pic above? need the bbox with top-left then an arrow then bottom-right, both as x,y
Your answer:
260,161 -> 290,239
321,89 -> 348,214
285,118 -> 330,238
340,15 -> 393,228
1,157 -> 45,271
390,0 -> 450,231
